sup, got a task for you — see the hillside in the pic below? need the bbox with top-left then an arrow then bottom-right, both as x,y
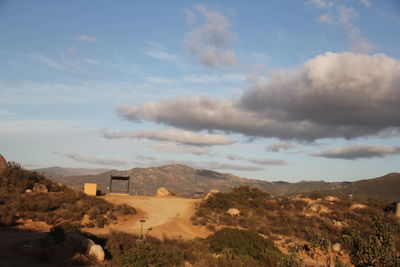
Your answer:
328,172 -> 400,202
40,164 -> 346,197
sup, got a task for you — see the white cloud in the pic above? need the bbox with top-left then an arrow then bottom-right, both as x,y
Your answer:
78,35 -> 98,42
184,4 -> 238,68
312,145 -> 400,159
117,52 -> 400,141
102,128 -> 235,146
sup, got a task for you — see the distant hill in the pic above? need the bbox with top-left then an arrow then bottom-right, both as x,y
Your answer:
327,172 -> 400,202
33,166 -> 111,177
39,164 -> 346,198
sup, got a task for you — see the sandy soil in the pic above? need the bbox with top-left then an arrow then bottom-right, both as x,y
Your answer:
85,194 -> 211,240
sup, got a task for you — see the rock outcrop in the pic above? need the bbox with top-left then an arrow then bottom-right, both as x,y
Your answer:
156,187 -> 174,197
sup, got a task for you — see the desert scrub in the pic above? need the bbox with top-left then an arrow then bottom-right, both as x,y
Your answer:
0,161 -> 136,227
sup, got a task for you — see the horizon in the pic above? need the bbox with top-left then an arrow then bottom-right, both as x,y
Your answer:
1,0 -> 399,182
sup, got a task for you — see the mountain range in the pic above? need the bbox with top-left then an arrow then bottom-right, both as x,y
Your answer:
33,165 -> 400,201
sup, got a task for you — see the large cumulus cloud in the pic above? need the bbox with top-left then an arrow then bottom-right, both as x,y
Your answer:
117,52 -> 400,141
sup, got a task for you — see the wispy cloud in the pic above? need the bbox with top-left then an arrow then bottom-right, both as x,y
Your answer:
0,120 -> 93,134
151,143 -> 212,155
310,0 -> 373,53
227,154 -> 287,166
102,128 -> 235,146
0,81 -> 155,104
182,7 -> 196,25
28,52 -> 66,70
182,73 -> 245,84
184,4 -> 238,68
266,141 -> 297,152
0,110 -> 13,116
144,41 -> 185,67
312,145 -> 400,160
64,153 -> 130,167
78,35 -> 98,42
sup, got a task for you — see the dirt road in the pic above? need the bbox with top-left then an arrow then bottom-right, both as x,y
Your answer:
86,195 -> 210,240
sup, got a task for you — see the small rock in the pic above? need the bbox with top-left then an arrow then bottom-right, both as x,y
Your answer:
333,243 -> 342,252
309,203 -> 330,213
25,189 -> 32,193
350,203 -> 367,210
226,208 -> 240,216
32,183 -> 48,193
88,244 -> 105,262
325,196 -> 340,202
156,187 -> 174,197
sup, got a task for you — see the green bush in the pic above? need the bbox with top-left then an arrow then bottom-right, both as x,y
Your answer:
207,228 -> 282,265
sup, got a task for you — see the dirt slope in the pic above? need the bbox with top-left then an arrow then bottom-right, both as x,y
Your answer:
86,194 -> 210,239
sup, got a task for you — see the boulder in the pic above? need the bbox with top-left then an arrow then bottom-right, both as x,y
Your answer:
88,244 -> 105,262
332,243 -> 342,252
65,232 -> 95,254
156,187 -> 174,197
0,154 -> 7,172
204,189 -> 220,200
226,208 -> 240,216
32,183 -> 48,193
25,189 -> 32,193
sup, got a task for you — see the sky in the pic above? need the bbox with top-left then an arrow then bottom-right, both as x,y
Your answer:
0,0 -> 399,182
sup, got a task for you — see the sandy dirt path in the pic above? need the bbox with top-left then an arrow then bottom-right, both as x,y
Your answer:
86,195 -> 210,240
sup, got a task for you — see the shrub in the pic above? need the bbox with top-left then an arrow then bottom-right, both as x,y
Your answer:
343,215 -> 400,267
207,228 -> 282,265
106,231 -> 185,267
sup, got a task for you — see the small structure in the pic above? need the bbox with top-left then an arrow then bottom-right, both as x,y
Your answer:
84,183 -> 97,196
109,175 -> 130,194
395,202 -> 400,218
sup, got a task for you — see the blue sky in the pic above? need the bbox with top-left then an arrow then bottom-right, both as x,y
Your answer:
1,0 -> 399,182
